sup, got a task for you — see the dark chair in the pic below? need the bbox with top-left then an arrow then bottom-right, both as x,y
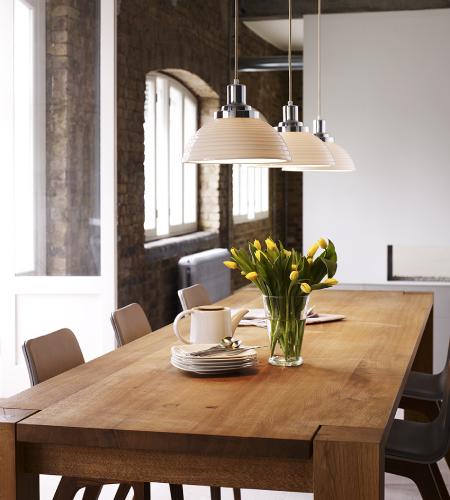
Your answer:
22,328 -> 150,500
386,360 -> 450,500
403,340 -> 450,402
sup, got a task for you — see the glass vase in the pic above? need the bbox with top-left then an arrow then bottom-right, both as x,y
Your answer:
263,295 -> 310,367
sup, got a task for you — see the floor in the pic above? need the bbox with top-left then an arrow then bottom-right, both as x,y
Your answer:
40,459 -> 450,499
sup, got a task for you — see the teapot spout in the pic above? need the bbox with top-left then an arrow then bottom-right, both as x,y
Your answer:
231,308 -> 249,334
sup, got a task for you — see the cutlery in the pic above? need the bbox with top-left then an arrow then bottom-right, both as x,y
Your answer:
189,345 -> 265,357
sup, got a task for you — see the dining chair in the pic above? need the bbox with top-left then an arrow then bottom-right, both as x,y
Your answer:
111,304 -> 186,499
178,283 -> 212,310
386,360 -> 450,500
110,302 -> 152,347
400,339 -> 450,422
22,328 -> 150,500
111,303 -> 241,500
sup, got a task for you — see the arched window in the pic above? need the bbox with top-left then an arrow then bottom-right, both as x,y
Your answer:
232,113 -> 269,222
144,72 -> 198,239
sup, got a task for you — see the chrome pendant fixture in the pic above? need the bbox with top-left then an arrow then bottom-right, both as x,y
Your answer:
277,0 -> 335,171
182,0 -> 290,165
309,0 -> 355,172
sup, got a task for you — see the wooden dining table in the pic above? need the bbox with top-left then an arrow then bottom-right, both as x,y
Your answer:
0,288 -> 433,500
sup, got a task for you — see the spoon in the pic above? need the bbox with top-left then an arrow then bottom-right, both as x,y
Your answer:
220,336 -> 242,349
189,337 -> 242,357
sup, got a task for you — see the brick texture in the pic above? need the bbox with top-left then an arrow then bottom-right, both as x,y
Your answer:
117,0 -> 303,328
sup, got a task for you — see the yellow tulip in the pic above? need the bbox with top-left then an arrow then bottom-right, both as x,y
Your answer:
230,247 -> 238,258
307,257 -> 313,265
324,278 -> 339,286
255,250 -> 262,261
253,239 -> 262,250
223,260 -> 238,270
265,238 -> 278,252
291,264 -> 298,271
318,238 -> 328,249
289,270 -> 299,281
300,283 -> 312,294
241,271 -> 246,275
245,271 -> 258,281
283,249 -> 292,258
307,242 -> 319,258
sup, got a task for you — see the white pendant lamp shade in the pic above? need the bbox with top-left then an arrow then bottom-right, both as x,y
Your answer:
279,130 -> 334,171
325,140 -> 355,172
182,0 -> 290,165
183,116 -> 291,164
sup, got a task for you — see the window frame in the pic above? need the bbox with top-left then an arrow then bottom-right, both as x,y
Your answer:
144,72 -> 198,241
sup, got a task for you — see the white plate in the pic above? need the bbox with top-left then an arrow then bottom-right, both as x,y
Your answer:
171,344 -> 257,361
171,359 -> 258,375
171,356 -> 256,369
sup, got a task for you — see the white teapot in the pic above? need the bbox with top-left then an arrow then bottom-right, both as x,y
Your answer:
173,306 -> 248,344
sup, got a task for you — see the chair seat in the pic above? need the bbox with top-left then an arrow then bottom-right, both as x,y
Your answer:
404,370 -> 446,401
386,418 -> 447,465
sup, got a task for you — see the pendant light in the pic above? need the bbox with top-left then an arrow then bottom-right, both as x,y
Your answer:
277,0 -> 335,172
310,0 -> 355,172
182,0 -> 290,165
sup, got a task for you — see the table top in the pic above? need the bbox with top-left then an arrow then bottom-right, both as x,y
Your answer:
2,288 -> 433,460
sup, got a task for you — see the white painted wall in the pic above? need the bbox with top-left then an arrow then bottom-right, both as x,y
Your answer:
303,9 -> 450,370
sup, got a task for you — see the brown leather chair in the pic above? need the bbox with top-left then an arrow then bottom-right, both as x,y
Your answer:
178,284 -> 212,310
110,304 -> 240,500
110,303 -> 152,347
110,305 -> 185,499
22,329 -> 150,500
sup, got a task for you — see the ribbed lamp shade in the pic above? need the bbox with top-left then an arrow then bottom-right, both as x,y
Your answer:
182,117 -> 291,164
280,131 -> 335,171
325,141 -> 355,172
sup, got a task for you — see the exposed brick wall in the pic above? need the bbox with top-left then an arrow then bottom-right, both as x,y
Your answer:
46,0 -> 100,275
117,0 -> 304,328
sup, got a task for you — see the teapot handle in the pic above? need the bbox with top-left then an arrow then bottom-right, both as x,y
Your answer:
173,309 -> 192,344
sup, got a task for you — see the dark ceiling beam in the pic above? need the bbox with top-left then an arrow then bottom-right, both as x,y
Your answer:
240,0 -> 450,20
238,55 -> 303,72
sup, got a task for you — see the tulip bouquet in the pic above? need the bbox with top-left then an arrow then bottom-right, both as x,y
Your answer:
224,237 -> 338,366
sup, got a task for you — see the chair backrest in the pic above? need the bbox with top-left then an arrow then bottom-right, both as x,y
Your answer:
178,284 -> 212,310
111,303 -> 152,347
429,360 -> 450,461
22,328 -> 85,386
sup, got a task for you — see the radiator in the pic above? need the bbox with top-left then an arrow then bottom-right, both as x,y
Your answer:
178,248 -> 231,303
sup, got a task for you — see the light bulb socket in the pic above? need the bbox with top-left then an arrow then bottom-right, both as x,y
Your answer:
313,118 -> 332,142
276,103 -> 308,132
215,81 -> 259,119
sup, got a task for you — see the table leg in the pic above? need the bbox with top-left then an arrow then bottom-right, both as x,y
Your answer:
0,408 -> 39,500
314,426 -> 384,500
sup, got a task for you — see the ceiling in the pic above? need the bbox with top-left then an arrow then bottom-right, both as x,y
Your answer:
240,0 -> 450,20
244,19 -> 304,51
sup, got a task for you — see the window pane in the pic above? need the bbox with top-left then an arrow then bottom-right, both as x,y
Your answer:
156,76 -> 169,236
169,85 -> 183,227
254,167 -> 262,214
232,165 -> 240,216
14,0 -> 35,275
144,76 -> 156,232
239,165 -> 248,217
248,167 -> 255,220
261,168 -> 269,212
12,0 -> 101,275
183,95 -> 197,224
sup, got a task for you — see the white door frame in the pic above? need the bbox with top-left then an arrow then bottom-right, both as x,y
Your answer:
0,0 -> 117,397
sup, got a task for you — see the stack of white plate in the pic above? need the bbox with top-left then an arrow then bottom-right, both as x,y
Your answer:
171,344 -> 258,375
